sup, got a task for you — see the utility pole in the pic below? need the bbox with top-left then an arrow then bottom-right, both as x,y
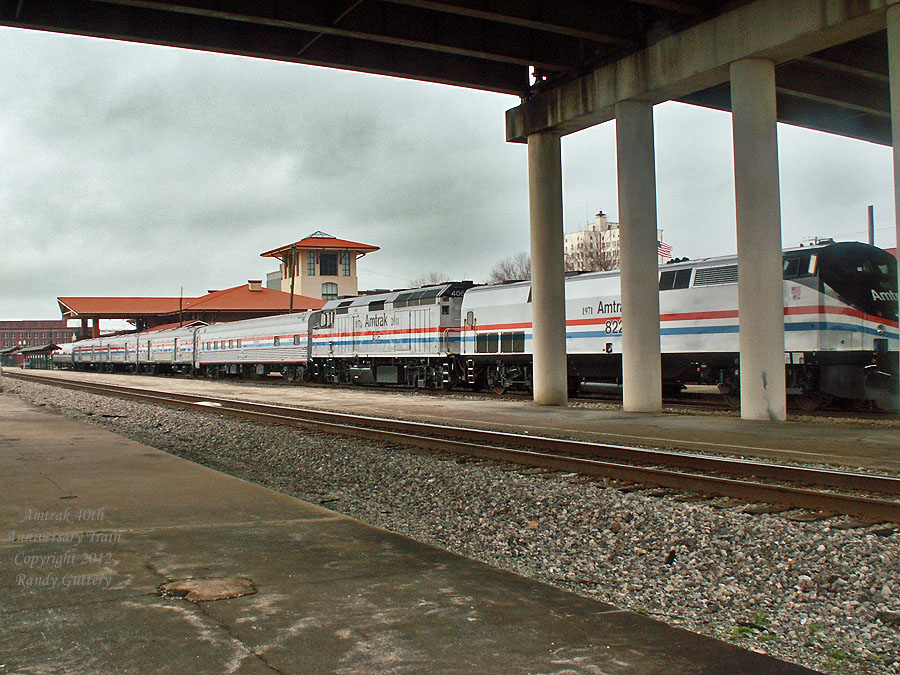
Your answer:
868,205 -> 875,246
289,243 -> 297,313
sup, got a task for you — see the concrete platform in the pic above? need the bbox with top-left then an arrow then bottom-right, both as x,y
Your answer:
6,367 -> 900,473
0,394 -> 818,674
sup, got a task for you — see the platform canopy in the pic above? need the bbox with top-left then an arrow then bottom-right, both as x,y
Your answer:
0,1 -> 890,145
18,343 -> 60,355
59,283 -> 324,330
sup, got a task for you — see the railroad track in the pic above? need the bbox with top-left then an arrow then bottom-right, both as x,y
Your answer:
30,366 -> 899,419
8,370 -> 900,523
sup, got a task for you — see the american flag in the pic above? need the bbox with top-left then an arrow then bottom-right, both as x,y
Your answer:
657,241 -> 673,258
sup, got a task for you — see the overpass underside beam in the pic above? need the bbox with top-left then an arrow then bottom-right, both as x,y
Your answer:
507,0 -> 896,143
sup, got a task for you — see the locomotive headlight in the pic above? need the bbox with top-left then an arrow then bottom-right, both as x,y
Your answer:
877,324 -> 886,336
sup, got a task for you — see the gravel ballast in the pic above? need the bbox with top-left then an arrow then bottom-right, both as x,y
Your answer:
7,378 -> 900,674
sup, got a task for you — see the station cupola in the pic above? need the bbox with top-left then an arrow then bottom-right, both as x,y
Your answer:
261,231 -> 379,300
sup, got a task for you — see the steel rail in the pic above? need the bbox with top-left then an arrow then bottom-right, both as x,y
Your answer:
9,371 -> 900,522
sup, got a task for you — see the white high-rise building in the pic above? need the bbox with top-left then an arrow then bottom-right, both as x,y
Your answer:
564,211 -> 667,270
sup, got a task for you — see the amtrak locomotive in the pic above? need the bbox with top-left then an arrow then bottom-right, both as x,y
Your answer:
54,241 -> 899,410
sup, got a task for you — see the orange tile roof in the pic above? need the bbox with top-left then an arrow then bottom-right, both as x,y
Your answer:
260,232 -> 378,258
58,297 -> 189,318
58,285 -> 324,319
183,284 -> 325,311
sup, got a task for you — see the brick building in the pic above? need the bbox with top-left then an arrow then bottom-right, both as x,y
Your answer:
0,320 -> 80,348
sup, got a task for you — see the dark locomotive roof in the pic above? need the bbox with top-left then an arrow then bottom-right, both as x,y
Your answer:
319,281 -> 475,313
817,242 -> 898,322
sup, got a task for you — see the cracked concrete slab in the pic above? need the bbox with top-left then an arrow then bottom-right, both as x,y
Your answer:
0,395 -> 817,674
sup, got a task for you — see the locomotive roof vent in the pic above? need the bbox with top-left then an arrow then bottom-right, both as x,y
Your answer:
694,265 -> 739,287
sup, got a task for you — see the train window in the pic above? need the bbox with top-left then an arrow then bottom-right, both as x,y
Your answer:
420,289 -> 441,303
783,258 -> 800,278
293,334 -> 301,345
475,332 -> 499,353
406,290 -> 427,307
368,300 -> 385,312
228,340 -> 233,349
659,268 -> 692,291
500,332 -> 525,353
442,305 -> 449,315
783,255 -> 814,279
274,336 -> 281,347
214,341 -> 219,350
236,339 -> 242,349
393,292 -> 412,308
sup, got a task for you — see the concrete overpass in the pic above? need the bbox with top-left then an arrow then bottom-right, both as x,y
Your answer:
2,0 -> 898,419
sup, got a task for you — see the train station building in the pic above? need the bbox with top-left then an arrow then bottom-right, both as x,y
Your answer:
52,232 -> 377,338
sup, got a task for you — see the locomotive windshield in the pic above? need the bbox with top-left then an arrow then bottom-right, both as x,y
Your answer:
817,242 -> 898,322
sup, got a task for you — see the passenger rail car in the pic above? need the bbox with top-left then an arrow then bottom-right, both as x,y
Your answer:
197,312 -> 314,380
53,241 -> 898,409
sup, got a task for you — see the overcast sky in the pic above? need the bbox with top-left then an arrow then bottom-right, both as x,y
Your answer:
1,26 -> 896,321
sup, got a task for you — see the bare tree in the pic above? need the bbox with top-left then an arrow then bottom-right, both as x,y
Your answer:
486,245 -> 618,285
487,251 -> 531,283
564,245 -> 619,272
410,270 -> 451,287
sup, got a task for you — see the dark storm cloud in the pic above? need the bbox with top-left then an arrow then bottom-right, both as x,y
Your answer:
0,28 -> 526,318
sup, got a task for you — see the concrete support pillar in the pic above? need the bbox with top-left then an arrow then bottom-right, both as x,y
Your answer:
887,5 -> 900,406
615,100 -> 662,412
527,132 -> 568,406
91,319 -> 100,339
730,58 -> 786,421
